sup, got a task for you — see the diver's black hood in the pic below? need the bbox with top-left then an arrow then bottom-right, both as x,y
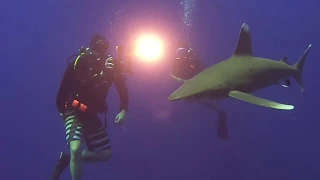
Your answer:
90,34 -> 106,45
90,34 -> 109,54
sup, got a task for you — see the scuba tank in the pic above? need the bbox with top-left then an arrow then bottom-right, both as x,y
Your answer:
66,45 -> 134,76
66,46 -> 91,65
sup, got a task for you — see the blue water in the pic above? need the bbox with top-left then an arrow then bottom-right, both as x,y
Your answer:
0,0 -> 319,179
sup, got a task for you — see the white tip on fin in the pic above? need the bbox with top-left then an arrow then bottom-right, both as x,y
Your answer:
228,90 -> 294,110
233,23 -> 252,56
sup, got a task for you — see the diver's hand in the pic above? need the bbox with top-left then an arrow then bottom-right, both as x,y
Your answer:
105,56 -> 114,69
115,110 -> 127,124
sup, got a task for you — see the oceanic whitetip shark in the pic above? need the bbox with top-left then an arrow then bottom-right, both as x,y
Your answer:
168,23 -> 312,110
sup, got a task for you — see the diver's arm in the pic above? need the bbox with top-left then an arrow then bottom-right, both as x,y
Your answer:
114,71 -> 129,112
74,55 -> 104,87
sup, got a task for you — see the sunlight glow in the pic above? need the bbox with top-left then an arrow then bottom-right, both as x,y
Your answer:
134,34 -> 164,62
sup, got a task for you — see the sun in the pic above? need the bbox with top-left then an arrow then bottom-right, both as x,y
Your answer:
134,34 -> 164,62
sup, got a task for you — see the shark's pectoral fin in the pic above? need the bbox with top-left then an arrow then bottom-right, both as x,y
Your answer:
228,90 -> 294,110
233,23 -> 252,56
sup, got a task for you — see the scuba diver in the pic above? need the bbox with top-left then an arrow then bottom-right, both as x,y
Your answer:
170,41 -> 204,82
170,41 -> 228,140
51,34 -> 129,180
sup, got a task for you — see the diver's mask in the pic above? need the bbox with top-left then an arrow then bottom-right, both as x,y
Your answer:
92,40 -> 109,55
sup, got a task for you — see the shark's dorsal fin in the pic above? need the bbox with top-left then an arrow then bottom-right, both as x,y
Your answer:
279,56 -> 289,64
233,23 -> 252,57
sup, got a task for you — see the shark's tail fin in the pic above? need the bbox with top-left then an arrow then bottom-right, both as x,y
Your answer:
292,44 -> 312,95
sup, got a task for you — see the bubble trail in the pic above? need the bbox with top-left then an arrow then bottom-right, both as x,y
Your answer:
177,0 -> 196,41
108,9 -> 124,43
180,0 -> 196,28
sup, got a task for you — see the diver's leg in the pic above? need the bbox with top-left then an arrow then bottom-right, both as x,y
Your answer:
50,112 -> 82,180
69,140 -> 83,180
199,99 -> 228,140
64,112 -> 84,180
216,109 -> 228,139
50,113 -> 111,179
81,149 -> 111,162
81,115 -> 112,162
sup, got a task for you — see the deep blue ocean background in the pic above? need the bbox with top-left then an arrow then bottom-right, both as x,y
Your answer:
0,0 -> 319,179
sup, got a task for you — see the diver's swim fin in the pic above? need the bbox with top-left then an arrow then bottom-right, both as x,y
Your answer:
50,152 -> 70,180
217,110 -> 228,140
228,90 -> 294,110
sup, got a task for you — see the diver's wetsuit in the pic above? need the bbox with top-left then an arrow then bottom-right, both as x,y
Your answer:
171,48 -> 203,81
56,53 -> 128,151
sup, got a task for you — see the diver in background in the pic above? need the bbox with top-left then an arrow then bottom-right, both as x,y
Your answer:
170,41 -> 203,82
170,41 -> 228,139
51,35 -> 129,180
